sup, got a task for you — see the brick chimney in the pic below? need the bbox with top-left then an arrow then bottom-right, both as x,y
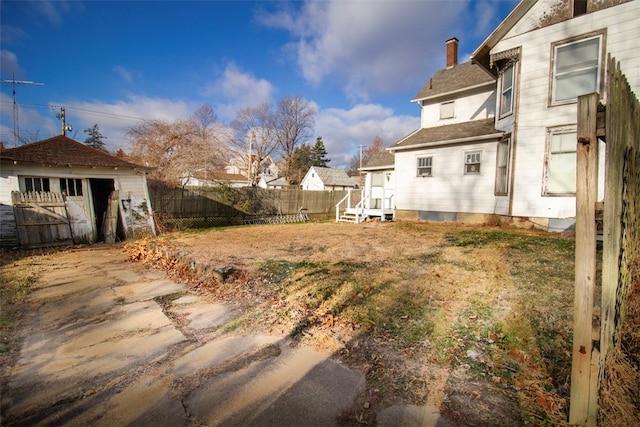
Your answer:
446,37 -> 459,68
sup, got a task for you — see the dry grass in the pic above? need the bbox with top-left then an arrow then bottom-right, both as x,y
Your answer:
128,221 -> 581,425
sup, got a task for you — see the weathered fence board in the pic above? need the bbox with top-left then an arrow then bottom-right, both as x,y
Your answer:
570,55 -> 640,425
11,191 -> 74,248
150,188 -> 359,226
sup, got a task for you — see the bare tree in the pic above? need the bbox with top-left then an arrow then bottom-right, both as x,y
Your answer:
346,135 -> 385,176
127,119 -> 198,184
191,103 -> 228,173
228,103 -> 278,186
275,95 -> 316,182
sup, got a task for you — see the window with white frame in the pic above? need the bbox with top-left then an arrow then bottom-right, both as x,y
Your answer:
545,128 -> 577,195
60,178 -> 83,197
500,64 -> 515,117
552,34 -> 602,104
23,177 -> 50,193
495,139 -> 510,195
417,156 -> 433,177
440,101 -> 454,119
464,151 -> 481,174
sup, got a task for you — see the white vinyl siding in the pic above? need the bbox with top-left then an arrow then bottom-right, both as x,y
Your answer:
394,141 -> 504,215
552,35 -> 602,104
545,129 -> 577,195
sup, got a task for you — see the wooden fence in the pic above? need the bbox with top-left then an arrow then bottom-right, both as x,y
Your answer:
11,191 -> 74,248
150,188 -> 359,229
570,56 -> 640,425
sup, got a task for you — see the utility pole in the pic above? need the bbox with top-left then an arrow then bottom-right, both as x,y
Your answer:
57,107 -> 72,136
1,76 -> 44,145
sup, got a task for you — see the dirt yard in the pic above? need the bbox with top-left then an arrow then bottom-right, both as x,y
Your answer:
127,220 -> 577,426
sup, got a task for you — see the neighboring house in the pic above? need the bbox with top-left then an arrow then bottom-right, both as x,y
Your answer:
387,0 -> 640,230
257,176 -> 289,189
0,135 -> 155,248
225,154 -> 280,183
301,166 -> 358,191
181,171 -> 249,188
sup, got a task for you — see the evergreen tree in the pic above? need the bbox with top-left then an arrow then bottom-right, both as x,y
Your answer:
289,143 -> 313,185
84,124 -> 107,151
310,137 -> 330,167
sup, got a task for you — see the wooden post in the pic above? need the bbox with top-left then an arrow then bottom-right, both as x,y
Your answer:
569,93 -> 599,425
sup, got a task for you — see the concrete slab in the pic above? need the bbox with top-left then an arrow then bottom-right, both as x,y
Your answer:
113,279 -> 186,302
175,302 -> 233,330
188,345 -> 365,426
173,335 -> 280,375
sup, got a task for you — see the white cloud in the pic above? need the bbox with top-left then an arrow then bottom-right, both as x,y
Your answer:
258,0 -> 515,102
257,1 -> 463,101
113,65 -> 134,84
27,1 -> 81,26
315,103 -> 419,168
0,50 -> 24,78
201,62 -> 275,122
40,95 -> 194,150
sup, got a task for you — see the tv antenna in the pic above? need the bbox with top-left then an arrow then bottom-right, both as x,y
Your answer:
1,76 -> 44,145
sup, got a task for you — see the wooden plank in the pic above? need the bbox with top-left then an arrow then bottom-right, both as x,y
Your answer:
600,57 -> 624,383
569,92 -> 599,426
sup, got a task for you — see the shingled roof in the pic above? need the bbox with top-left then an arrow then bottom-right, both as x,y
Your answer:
0,135 -> 149,169
360,152 -> 394,170
390,118 -> 503,151
412,61 -> 495,102
312,167 -> 358,187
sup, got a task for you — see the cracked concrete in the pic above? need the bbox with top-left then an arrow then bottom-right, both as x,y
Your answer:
1,247 -> 367,426
1,245 -> 452,426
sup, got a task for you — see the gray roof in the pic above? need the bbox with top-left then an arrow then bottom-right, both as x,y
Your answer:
360,152 -> 394,170
263,176 -> 289,187
390,118 -> 503,151
412,61 -> 495,102
312,167 -> 358,186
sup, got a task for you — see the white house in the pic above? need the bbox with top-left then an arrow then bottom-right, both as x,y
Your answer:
471,0 -> 640,229
301,166 -> 358,191
389,37 -> 504,223
0,136 -> 155,248
257,176 -> 289,189
387,0 -> 640,231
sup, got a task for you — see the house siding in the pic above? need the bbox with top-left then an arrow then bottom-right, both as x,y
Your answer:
394,139 -> 506,215
493,0 -> 639,219
421,89 -> 496,127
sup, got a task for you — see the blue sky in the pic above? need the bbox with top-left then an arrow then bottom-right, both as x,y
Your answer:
1,0 -> 518,167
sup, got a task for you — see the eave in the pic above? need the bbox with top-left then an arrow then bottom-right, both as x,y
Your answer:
389,132 -> 504,153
